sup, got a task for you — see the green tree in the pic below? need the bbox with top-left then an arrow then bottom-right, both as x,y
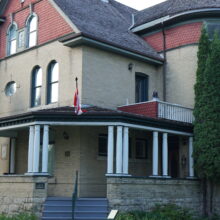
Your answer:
194,29 -> 220,217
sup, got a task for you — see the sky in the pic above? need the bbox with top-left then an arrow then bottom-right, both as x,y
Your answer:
115,0 -> 167,10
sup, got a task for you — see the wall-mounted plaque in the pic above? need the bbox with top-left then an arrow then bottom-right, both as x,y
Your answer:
1,144 -> 8,160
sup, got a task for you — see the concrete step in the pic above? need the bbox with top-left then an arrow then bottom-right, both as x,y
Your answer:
75,211 -> 108,218
42,197 -> 108,220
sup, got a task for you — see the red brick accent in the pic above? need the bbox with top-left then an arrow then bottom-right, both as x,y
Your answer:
0,0 -> 73,58
118,101 -> 158,118
143,22 -> 203,52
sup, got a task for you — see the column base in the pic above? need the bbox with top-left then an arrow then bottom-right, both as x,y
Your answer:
25,172 -> 50,176
105,173 -> 132,177
162,175 -> 171,178
186,176 -> 197,179
149,175 -> 163,178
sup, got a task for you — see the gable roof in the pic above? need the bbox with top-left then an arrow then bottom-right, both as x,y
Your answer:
134,0 -> 220,28
53,0 -> 163,62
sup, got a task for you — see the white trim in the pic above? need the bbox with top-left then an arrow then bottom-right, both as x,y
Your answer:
132,8 -> 220,33
0,121 -> 193,136
132,15 -> 170,32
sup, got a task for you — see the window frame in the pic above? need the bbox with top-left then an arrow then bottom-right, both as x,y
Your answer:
47,61 -> 59,104
26,13 -> 38,48
135,138 -> 148,159
7,22 -> 18,56
31,66 -> 42,107
135,73 -> 149,103
98,134 -> 108,157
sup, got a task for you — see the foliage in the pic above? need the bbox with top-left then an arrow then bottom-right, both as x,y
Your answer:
193,28 -> 220,181
0,213 -> 37,220
115,204 -> 198,220
115,204 -> 220,220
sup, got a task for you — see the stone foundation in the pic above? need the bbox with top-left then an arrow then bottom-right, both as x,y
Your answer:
0,175 -> 48,218
107,177 -> 203,214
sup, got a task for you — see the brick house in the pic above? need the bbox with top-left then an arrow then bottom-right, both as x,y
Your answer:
0,0 -> 219,219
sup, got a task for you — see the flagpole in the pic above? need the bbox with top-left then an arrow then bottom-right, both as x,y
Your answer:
75,77 -> 78,89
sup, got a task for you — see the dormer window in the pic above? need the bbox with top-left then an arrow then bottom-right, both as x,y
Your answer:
7,24 -> 17,55
27,15 -> 37,48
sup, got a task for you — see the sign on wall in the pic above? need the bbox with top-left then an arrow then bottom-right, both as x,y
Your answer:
1,144 -> 8,160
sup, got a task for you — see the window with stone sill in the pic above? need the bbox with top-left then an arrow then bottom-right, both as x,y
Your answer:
135,138 -> 148,159
47,61 -> 59,104
7,23 -> 17,55
27,15 -> 38,48
135,73 -> 149,103
31,66 -> 42,107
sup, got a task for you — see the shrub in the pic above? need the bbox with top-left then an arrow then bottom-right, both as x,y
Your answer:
0,213 -> 37,220
115,204 -> 220,220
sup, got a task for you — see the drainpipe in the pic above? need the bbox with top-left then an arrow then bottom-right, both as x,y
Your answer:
162,22 -> 167,102
129,14 -> 135,30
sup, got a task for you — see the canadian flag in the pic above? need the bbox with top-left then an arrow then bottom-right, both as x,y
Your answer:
73,87 -> 83,115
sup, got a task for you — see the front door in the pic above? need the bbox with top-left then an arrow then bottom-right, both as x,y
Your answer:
168,136 -> 179,178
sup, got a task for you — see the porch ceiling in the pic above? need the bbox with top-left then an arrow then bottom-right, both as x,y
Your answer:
0,106 -> 193,134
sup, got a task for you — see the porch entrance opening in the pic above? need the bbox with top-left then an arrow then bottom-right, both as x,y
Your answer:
168,136 -> 179,178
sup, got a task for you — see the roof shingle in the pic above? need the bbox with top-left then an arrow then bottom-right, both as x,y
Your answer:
53,0 -> 162,61
134,0 -> 220,28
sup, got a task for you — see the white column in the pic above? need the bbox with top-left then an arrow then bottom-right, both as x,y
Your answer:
152,131 -> 159,176
189,136 -> 194,177
42,125 -> 49,173
107,126 -> 114,174
28,126 -> 35,173
162,133 -> 168,176
10,138 -> 16,174
33,125 -> 41,173
116,126 -> 123,174
123,127 -> 129,175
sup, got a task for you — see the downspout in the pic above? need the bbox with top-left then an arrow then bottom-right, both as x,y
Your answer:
129,14 -> 135,30
162,22 -> 167,101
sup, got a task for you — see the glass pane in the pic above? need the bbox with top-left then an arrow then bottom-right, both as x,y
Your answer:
51,83 -> 58,103
18,31 -> 25,48
29,32 -> 37,47
35,68 -> 42,87
51,63 -> 59,82
10,25 -> 16,40
34,87 -> 41,106
10,39 -> 16,55
5,81 -> 16,96
30,16 -> 37,32
98,135 -> 107,156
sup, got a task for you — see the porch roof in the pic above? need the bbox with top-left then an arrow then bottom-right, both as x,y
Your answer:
0,106 -> 193,134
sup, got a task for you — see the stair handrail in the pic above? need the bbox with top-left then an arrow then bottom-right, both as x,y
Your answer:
72,170 -> 79,220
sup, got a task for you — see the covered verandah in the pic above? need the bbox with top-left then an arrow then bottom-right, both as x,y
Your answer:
0,106 -> 196,215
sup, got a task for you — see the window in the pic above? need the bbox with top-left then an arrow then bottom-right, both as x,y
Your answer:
206,21 -> 220,39
135,73 -> 149,103
5,81 -> 17,96
27,15 -> 37,47
31,66 -> 42,107
98,134 -> 107,156
135,138 -> 148,159
7,24 -> 17,55
47,61 -> 59,104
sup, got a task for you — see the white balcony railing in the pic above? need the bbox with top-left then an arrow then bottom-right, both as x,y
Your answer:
158,101 -> 194,123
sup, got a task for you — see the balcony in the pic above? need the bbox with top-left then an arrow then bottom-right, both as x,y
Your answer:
118,100 -> 194,124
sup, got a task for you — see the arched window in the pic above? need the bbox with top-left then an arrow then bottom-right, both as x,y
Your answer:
27,15 -> 37,48
8,24 -> 17,55
47,61 -> 59,104
31,66 -> 42,107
